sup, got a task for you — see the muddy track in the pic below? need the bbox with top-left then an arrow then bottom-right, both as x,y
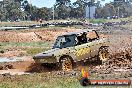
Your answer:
0,25 -> 132,76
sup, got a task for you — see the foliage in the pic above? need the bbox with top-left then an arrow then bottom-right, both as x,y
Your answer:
96,2 -> 132,19
0,0 -> 23,21
70,0 -> 85,18
0,0 -> 132,21
55,4 -> 71,19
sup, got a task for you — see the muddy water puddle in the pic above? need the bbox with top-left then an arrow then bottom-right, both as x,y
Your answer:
0,57 -> 24,63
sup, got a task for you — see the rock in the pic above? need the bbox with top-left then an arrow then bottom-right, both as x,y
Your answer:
0,65 -> 3,70
4,64 -> 13,70
0,50 -> 4,54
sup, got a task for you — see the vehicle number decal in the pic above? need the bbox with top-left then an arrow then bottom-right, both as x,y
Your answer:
76,48 -> 90,56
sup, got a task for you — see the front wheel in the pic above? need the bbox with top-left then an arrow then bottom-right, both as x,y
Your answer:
98,47 -> 109,64
60,57 -> 73,71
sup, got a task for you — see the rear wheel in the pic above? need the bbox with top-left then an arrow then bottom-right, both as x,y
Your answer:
60,57 -> 73,71
98,47 -> 109,64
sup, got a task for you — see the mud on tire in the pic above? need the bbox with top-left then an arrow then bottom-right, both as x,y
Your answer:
60,56 -> 73,71
98,47 -> 109,64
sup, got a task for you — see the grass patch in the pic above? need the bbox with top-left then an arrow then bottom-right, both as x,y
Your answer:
106,17 -> 130,22
0,41 -> 53,55
89,19 -> 106,23
0,42 -> 53,49
0,74 -> 82,88
0,21 -> 40,27
0,73 -> 131,88
26,48 -> 47,55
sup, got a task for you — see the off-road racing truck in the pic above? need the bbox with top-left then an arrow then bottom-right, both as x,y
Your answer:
33,30 -> 109,71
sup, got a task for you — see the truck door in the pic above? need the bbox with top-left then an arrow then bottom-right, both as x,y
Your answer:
75,43 -> 91,61
74,33 -> 91,61
89,40 -> 101,57
87,31 -> 100,57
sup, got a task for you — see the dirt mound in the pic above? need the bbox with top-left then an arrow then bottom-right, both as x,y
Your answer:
0,28 -> 78,42
0,31 -> 41,42
32,28 -> 79,41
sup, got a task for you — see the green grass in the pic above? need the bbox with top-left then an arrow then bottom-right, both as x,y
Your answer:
0,73 -> 81,88
0,73 -> 131,88
0,18 -> 131,27
0,41 -> 53,48
0,41 -> 53,56
89,19 -> 106,23
0,77 -> 80,88
0,20 -> 81,27
87,17 -> 131,23
106,17 -> 131,23
0,21 -> 40,27
26,48 -> 48,55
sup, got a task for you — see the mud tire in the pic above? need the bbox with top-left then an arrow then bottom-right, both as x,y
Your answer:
60,57 -> 73,71
98,47 -> 109,64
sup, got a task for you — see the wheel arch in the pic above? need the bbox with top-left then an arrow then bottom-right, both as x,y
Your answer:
59,55 -> 75,67
59,55 -> 74,63
99,46 -> 109,50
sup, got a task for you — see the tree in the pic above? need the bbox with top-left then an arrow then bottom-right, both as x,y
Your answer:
112,1 -> 132,17
54,0 -> 71,19
55,4 -> 71,19
96,3 -> 116,18
56,0 -> 71,5
70,0 -> 85,18
95,7 -> 103,18
0,0 -> 25,21
37,7 -> 52,20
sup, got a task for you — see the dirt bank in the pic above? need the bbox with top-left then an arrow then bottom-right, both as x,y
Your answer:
0,28 -> 78,42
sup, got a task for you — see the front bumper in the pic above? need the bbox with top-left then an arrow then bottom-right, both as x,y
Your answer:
33,56 -> 57,63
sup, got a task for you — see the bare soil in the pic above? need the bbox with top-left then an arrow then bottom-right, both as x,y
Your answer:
0,28 -> 78,42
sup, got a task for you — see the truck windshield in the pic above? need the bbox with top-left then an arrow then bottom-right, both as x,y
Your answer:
53,35 -> 76,49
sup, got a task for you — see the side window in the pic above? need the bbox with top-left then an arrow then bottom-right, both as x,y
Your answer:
62,35 -> 76,47
87,31 -> 98,42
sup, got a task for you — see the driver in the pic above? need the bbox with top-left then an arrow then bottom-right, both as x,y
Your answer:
77,32 -> 87,45
81,32 -> 87,43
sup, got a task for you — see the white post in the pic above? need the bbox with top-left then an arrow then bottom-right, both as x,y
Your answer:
29,0 -> 32,18
53,5 -> 55,21
118,7 -> 120,18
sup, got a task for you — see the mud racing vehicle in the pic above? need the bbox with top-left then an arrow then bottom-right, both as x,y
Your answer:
33,30 -> 109,71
